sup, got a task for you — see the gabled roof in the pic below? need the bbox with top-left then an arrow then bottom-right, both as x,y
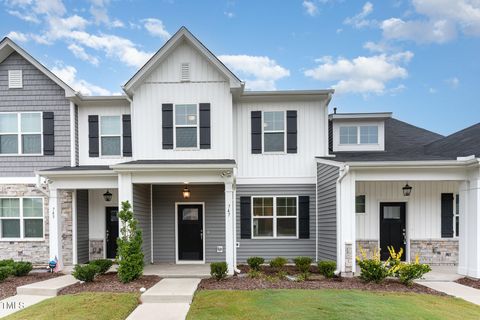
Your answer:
0,37 -> 76,97
123,26 -> 243,96
425,122 -> 480,158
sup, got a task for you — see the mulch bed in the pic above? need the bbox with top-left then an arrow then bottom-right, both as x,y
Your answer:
0,271 -> 63,300
455,277 -> 480,290
198,265 -> 444,296
58,272 -> 161,295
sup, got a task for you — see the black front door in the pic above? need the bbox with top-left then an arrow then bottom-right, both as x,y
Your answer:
380,202 -> 406,261
106,207 -> 119,259
177,204 -> 203,261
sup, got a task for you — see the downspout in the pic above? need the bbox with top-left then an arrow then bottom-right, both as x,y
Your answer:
315,176 -> 318,262
336,164 -> 349,273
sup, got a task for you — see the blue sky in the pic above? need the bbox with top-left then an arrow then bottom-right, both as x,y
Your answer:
1,0 -> 479,135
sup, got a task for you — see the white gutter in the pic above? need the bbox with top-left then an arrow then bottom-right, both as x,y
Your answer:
111,163 -> 236,172
344,159 -> 478,168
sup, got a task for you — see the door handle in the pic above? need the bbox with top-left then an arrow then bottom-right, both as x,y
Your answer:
200,230 -> 203,240
106,230 -> 110,241
402,229 -> 406,245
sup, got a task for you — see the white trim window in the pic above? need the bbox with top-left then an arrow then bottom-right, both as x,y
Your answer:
263,111 -> 285,153
356,195 -> 366,214
100,116 -> 122,156
174,104 -> 198,149
340,125 -> 378,145
454,194 -> 460,237
0,197 -> 44,239
252,196 -> 298,238
0,112 -> 42,155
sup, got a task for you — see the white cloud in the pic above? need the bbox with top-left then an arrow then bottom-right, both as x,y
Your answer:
142,18 -> 171,40
218,55 -> 290,90
363,41 -> 392,53
51,65 -> 111,96
7,9 -> 40,23
303,1 -> 318,16
33,0 -> 66,16
6,31 -> 28,42
446,77 -> 460,88
381,17 -> 456,44
67,43 -> 99,66
429,87 -> 437,94
224,11 -> 234,18
344,2 -> 375,28
88,0 -> 124,28
304,52 -> 413,94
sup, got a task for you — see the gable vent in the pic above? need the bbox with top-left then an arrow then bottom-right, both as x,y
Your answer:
8,70 -> 23,89
181,63 -> 190,82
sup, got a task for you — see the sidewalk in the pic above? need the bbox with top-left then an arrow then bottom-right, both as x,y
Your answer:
418,281 -> 480,306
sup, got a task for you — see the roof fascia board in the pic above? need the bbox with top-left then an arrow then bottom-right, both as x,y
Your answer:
329,112 -> 392,120
237,90 -> 333,103
36,170 -> 116,177
111,163 -> 236,172
344,159 -> 477,168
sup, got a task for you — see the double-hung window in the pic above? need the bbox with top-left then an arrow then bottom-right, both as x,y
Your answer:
175,104 -> 198,149
0,112 -> 42,155
0,197 -> 43,239
454,194 -> 460,237
100,116 -> 121,156
340,125 -> 378,145
263,111 -> 285,152
252,196 -> 298,238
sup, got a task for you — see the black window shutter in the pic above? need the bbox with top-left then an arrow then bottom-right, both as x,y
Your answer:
251,111 -> 262,154
299,196 -> 310,239
240,197 -> 252,239
286,110 -> 297,153
88,115 -> 99,157
43,112 -> 54,155
162,104 -> 174,149
199,103 -> 211,149
441,193 -> 454,238
122,114 -> 132,157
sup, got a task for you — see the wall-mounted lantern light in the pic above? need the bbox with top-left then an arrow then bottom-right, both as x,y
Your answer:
402,183 -> 412,197
103,190 -> 113,202
183,186 -> 191,199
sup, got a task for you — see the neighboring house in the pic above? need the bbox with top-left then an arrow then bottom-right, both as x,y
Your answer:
0,27 -> 478,278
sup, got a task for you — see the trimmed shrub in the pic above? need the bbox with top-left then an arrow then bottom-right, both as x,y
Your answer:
12,261 -> 33,277
357,247 -> 395,283
318,261 -> 336,279
293,256 -> 313,275
248,269 -> 262,278
210,262 -> 228,281
89,259 -> 113,275
246,257 -> 264,271
117,201 -> 144,283
72,264 -> 100,282
0,266 -> 13,282
269,257 -> 287,271
398,260 -> 431,286
0,259 -> 14,268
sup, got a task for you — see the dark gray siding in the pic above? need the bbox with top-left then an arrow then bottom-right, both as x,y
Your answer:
236,184 -> 316,262
152,184 -> 225,263
0,52 -> 71,176
317,163 -> 338,261
133,184 -> 152,264
76,190 -> 89,264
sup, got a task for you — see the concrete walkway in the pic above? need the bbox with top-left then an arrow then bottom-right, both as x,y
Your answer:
144,264 -> 210,279
0,275 -> 78,318
127,278 -> 201,320
419,281 -> 480,306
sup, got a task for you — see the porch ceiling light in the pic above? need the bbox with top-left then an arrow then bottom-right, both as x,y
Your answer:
103,190 -> 113,202
402,183 -> 412,197
183,186 -> 191,199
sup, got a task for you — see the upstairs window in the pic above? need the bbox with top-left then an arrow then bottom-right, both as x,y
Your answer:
340,125 -> 379,145
263,111 -> 285,152
8,70 -> 23,89
100,116 -> 121,156
175,104 -> 198,149
0,112 -> 42,155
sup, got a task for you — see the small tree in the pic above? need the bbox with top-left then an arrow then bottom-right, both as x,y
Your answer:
117,201 -> 144,283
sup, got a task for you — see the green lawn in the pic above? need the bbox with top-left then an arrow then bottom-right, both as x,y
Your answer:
5,292 -> 139,320
187,289 -> 480,320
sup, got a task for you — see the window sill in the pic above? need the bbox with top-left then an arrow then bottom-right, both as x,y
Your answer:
0,153 -> 44,157
261,152 -> 287,155
251,236 -> 299,240
0,238 -> 45,242
174,148 -> 200,151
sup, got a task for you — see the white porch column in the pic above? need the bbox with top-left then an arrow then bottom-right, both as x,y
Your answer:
459,174 -> 480,278
337,168 -> 356,275
48,187 -> 62,268
118,173 -> 133,236
224,182 -> 235,275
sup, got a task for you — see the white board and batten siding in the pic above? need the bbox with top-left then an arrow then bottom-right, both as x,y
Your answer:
356,181 -> 460,240
131,41 -> 233,160
78,103 -> 131,166
234,100 -> 329,181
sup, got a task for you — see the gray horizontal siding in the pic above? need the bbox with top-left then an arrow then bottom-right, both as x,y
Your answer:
133,184 -> 152,264
0,52 -> 71,177
76,190 -> 89,264
317,163 -> 339,262
152,185 -> 225,263
236,184 -> 316,262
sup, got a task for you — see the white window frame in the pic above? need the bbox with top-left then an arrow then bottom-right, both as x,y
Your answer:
356,195 -> 366,214
99,115 -> 122,157
251,195 -> 298,239
339,125 -> 379,145
454,194 -> 459,238
0,197 -> 44,241
174,104 -> 199,150
0,112 -> 43,156
262,111 -> 286,154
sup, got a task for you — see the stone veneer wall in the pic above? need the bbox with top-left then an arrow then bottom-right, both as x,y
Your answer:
60,190 -> 73,266
0,184 -> 49,265
356,240 -> 379,259
410,239 -> 458,265
89,239 -> 104,260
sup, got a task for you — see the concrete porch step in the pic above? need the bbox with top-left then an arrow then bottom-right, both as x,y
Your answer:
16,275 -> 78,296
140,278 -> 201,304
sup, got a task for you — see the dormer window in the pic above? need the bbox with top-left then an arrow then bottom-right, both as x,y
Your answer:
339,125 -> 378,145
8,70 -> 23,89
